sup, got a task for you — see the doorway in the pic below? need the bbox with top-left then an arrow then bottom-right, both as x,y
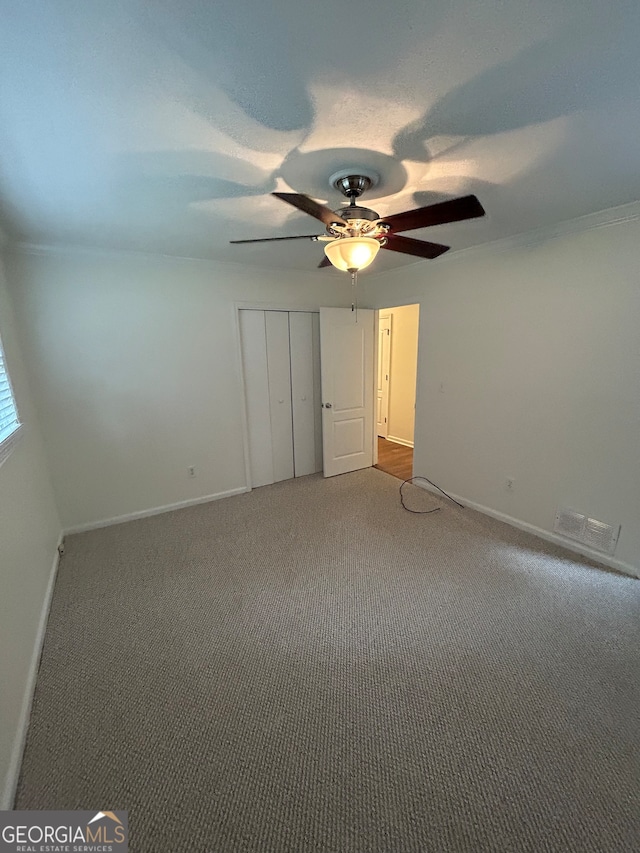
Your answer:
374,304 -> 420,481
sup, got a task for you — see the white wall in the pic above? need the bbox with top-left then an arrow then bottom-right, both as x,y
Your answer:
6,248 -> 351,530
6,207 -> 640,572
0,251 -> 61,807
364,211 -> 640,575
381,303 -> 419,446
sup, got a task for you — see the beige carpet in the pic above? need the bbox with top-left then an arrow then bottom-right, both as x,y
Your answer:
16,468 -> 640,852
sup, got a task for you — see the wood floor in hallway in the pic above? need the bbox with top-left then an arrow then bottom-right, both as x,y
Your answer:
375,437 -> 413,481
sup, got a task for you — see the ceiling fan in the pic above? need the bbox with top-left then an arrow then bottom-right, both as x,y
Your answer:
231,169 -> 486,272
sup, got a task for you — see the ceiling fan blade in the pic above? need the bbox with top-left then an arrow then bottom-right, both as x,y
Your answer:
382,194 -> 485,233
230,234 -> 319,244
318,255 -> 332,268
272,192 -> 347,228
382,234 -> 450,259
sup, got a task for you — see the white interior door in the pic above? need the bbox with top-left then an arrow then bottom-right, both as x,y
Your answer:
377,315 -> 391,437
320,307 -> 374,477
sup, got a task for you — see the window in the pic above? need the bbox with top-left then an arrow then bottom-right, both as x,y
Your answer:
0,332 -> 22,466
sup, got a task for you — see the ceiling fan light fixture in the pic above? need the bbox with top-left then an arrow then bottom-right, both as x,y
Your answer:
324,236 -> 380,272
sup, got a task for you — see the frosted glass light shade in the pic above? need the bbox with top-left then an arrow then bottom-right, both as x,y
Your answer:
324,236 -> 380,272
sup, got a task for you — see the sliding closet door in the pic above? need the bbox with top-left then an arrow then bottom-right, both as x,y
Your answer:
264,311 -> 294,482
239,310 -> 274,487
289,312 -> 322,476
240,309 -> 322,488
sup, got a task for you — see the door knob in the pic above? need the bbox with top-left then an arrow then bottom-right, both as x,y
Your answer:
324,402 -> 332,408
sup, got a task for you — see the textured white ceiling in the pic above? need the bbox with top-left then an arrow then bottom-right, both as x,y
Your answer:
1,0 -> 639,272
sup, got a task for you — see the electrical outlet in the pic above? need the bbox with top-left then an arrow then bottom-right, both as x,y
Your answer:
505,477 -> 514,490
188,466 -> 196,478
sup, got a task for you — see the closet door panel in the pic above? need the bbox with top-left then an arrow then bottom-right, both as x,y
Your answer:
239,310 -> 274,488
290,312 -> 321,477
265,311 -> 295,482
311,312 -> 323,473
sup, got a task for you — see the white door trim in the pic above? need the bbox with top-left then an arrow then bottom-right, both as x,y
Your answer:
377,314 -> 391,438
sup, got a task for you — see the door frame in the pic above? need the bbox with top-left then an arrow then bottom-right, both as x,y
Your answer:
373,311 -> 381,465
374,303 -> 421,463
377,313 -> 392,439
234,301 -> 324,491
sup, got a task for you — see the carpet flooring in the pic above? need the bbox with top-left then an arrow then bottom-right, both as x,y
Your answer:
16,469 -> 640,852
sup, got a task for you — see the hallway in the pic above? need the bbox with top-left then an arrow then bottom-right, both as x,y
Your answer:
374,437 -> 413,481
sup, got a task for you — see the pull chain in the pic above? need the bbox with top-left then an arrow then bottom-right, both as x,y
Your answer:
349,268 -> 358,323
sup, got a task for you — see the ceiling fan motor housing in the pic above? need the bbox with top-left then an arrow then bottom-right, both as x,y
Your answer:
334,204 -> 379,222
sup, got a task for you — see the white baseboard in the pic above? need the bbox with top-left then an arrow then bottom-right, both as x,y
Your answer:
386,435 -> 414,449
412,478 -> 639,579
2,531 -> 64,810
63,486 -> 250,535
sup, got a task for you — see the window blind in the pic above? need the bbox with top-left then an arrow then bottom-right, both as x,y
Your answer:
0,339 -> 20,445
